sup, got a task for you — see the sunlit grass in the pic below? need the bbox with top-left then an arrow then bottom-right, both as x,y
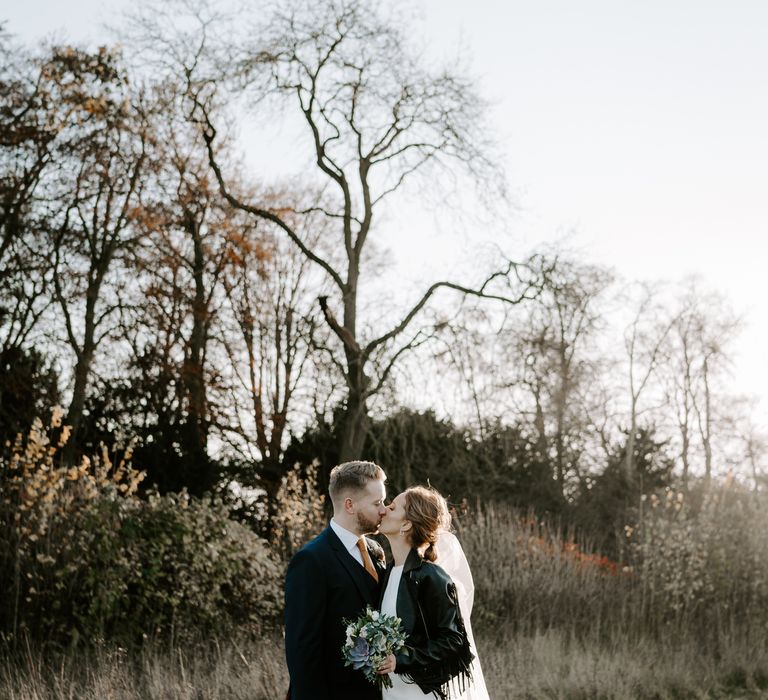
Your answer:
0,636 -> 289,700
4,629 -> 768,699
479,626 -> 768,699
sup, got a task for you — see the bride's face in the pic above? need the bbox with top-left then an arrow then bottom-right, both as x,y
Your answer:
379,492 -> 409,536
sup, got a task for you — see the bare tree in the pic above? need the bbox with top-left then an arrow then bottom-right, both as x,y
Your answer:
622,285 -> 677,479
187,0 -> 542,460
738,409 -> 768,493
428,303 -> 498,437
662,281 -> 742,487
500,256 -> 613,492
121,79 -> 261,492
220,217 -> 325,509
667,302 -> 697,486
687,292 -> 739,487
43,46 -> 152,448
0,39 -> 51,267
543,260 -> 613,487
0,40 -> 67,354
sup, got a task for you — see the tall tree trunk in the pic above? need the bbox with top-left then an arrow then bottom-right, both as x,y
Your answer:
624,401 -> 637,480
337,269 -> 371,462
680,334 -> 693,488
339,389 -> 369,462
182,212 -> 211,493
533,391 -> 548,459
554,422 -> 565,489
701,355 -> 713,488
680,421 -> 690,488
66,343 -> 93,452
64,284 -> 98,461
554,351 -> 569,491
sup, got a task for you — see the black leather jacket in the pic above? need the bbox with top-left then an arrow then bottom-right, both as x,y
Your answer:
379,548 -> 473,698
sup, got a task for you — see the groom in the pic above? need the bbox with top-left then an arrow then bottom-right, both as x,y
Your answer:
284,460 -> 389,700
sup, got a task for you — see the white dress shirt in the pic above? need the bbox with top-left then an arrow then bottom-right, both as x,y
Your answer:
330,518 -> 366,568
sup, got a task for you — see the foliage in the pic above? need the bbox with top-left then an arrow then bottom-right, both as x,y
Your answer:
365,408 -> 474,496
118,490 -> 284,643
629,477 -> 768,637
8,491 -> 768,698
77,369 -> 221,496
575,424 -> 675,557
285,407 -> 566,516
271,461 -> 326,559
468,420 -> 566,515
281,405 -> 343,490
0,409 -> 283,647
0,346 -> 60,439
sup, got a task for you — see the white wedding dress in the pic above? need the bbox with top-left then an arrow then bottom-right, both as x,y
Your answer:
380,532 -> 490,700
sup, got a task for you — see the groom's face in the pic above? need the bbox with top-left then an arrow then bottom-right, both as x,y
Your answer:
353,479 -> 388,534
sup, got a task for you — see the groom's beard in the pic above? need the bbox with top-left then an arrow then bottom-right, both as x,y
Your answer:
356,512 -> 380,534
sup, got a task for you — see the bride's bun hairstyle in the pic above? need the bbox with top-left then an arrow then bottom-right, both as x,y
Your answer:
403,486 -> 452,562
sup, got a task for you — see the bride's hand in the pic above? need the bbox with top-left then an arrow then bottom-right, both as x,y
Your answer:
377,654 -> 396,675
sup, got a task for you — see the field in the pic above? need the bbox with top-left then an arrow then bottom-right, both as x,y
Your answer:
4,491 -> 768,699
3,628 -> 768,699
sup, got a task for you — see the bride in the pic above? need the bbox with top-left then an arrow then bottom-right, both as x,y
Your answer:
376,486 -> 489,700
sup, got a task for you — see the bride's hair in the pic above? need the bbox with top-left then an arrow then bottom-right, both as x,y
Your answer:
403,486 -> 452,562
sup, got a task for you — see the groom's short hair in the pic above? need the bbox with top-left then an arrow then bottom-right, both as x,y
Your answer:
329,461 -> 385,503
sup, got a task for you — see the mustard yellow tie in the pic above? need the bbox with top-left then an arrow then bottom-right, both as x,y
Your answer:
357,537 -> 379,582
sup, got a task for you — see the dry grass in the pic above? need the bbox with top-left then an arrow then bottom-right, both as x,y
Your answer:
478,627 -> 768,699
3,629 -> 768,699
0,636 -> 289,700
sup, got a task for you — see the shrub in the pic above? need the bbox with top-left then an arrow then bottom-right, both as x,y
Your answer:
271,461 -> 326,560
0,408 -> 145,642
629,479 -> 768,638
121,491 -> 284,643
0,408 -> 283,647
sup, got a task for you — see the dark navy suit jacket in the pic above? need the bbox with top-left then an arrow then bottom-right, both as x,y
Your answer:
285,525 -> 386,700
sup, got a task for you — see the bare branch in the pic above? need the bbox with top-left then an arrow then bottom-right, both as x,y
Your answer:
363,260 -> 542,362
190,96 -> 346,294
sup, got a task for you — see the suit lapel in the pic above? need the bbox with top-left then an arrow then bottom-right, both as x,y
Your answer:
324,526 -> 378,605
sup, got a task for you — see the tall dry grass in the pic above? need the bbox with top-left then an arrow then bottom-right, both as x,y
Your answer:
461,484 -> 768,647
4,626 -> 768,699
458,504 -> 632,637
0,636 -> 289,700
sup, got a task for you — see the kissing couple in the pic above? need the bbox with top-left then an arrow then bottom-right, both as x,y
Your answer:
284,460 -> 490,699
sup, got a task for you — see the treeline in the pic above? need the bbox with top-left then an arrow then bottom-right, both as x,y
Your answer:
2,0 -> 766,555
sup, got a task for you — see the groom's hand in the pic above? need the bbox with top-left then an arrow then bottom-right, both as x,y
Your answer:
377,654 -> 396,675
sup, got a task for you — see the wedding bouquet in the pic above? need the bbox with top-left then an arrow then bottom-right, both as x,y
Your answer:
342,606 -> 408,689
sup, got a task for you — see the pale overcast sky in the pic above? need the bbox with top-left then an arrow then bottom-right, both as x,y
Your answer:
5,1 -> 768,420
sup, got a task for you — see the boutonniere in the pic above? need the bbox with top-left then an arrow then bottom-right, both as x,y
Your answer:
368,538 -> 387,565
